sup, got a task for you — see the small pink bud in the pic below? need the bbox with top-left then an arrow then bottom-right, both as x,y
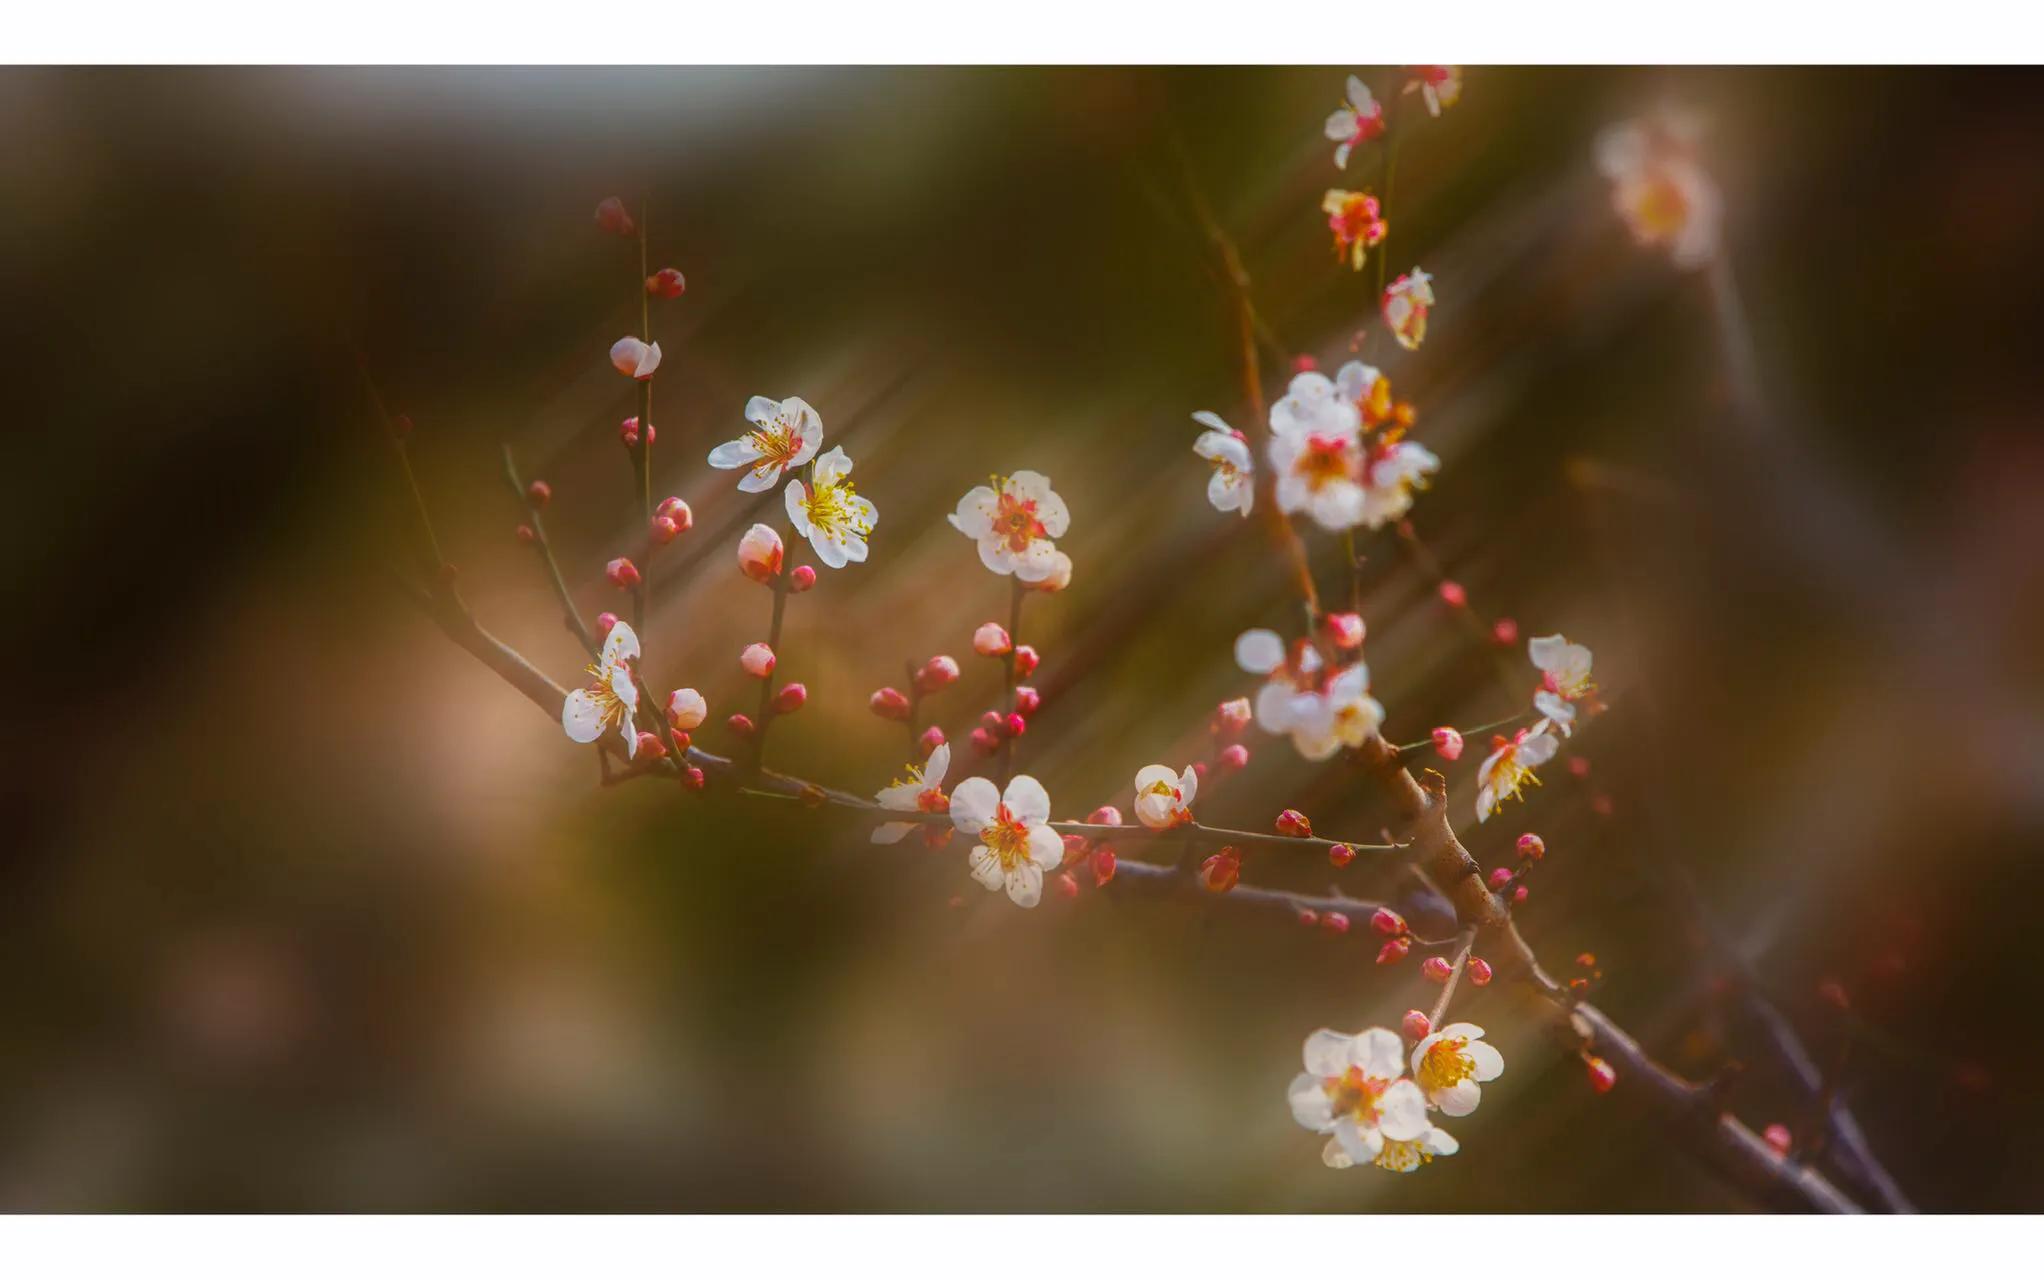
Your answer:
1291,353 -> 1319,372
671,730 -> 692,752
1376,936 -> 1410,965
740,643 -> 776,679
969,727 -> 999,757
1014,686 -> 1041,715
980,710 -> 1004,734
726,713 -> 756,738
1189,760 -> 1208,781
1512,885 -> 1529,904
525,480 -> 552,509
1054,871 -> 1079,901
914,655 -> 961,693
1060,833 -> 1091,863
1297,908 -> 1319,928
1275,809 -> 1312,838
1585,1056 -> 1617,1094
666,687 -> 708,730
738,523 -> 784,583
1467,957 -> 1494,986
1490,866 -> 1515,890
1327,842 -> 1354,869
1089,846 -> 1116,886
650,515 -> 681,545
605,557 -> 641,590
1199,849 -> 1241,893
595,612 -> 619,640
646,267 -> 686,298
1437,580 -> 1468,609
1370,907 -> 1407,937
1421,956 -> 1453,983
1763,1124 -> 1793,1157
973,622 -> 1012,657
1003,713 -> 1027,739
683,766 -> 706,791
1012,645 -> 1040,678
1568,756 -> 1591,778
1591,793 -> 1615,817
917,726 -> 947,758
1402,1010 -> 1432,1041
869,687 -> 911,721
1322,911 -> 1351,936
618,416 -> 656,449
594,196 -> 635,236
654,496 -> 693,531
1212,697 -> 1253,739
1576,952 -> 1599,969
1086,805 -> 1123,826
1491,616 -> 1519,646
515,523 -> 536,544
788,565 -> 817,593
635,731 -> 667,759
1218,743 -> 1249,772
771,683 -> 807,714
1431,726 -> 1464,760
1323,611 -> 1366,649
1516,832 -> 1546,861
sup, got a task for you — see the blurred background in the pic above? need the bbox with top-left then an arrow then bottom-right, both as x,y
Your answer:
3,66 -> 2042,1211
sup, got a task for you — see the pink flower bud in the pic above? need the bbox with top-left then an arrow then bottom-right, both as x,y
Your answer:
1218,743 -> 1249,772
1762,1124 -> 1792,1157
1512,885 -> 1529,904
1089,846 -> 1116,886
1060,833 -> 1091,863
1292,353 -> 1319,372
1431,726 -> 1464,760
726,713 -> 756,738
1199,849 -> 1241,893
515,523 -> 536,544
914,655 -> 960,693
1012,645 -> 1040,678
1437,580 -> 1468,609
594,196 -> 635,236
1189,761 -> 1208,781
1491,616 -> 1519,646
917,726 -> 947,758
980,710 -> 1004,734
969,727 -> 999,757
650,515 -> 681,545
973,622 -> 1012,656
1212,697 -> 1253,739
1591,793 -> 1614,817
610,336 -> 662,380
666,688 -> 708,730
618,416 -> 656,449
1370,907 -> 1407,937
1297,908 -> 1319,928
1003,713 -> 1027,739
1087,805 -> 1123,826
605,557 -> 642,590
740,643 -> 776,679
1568,755 -> 1591,778
645,267 -> 686,298
1326,842 -> 1354,869
771,683 -> 807,714
1323,611 -> 1366,649
1488,867 -> 1514,890
1054,871 -> 1079,901
1516,832 -> 1546,861
1376,936 -> 1410,964
1421,956 -> 1453,983
635,731 -> 667,759
1467,957 -> 1494,986
789,565 -> 817,593
1402,1010 -> 1432,1041
1585,1056 -> 1617,1094
1321,911 -> 1351,935
869,687 -> 911,721
683,766 -> 706,791
1014,686 -> 1041,715
654,496 -> 693,531
1274,809 -> 1312,838
525,480 -> 552,509
738,523 -> 784,583
595,612 -> 619,640
671,729 -> 692,752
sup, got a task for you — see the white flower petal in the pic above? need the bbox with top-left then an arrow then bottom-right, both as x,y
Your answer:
1025,823 -> 1064,869
1004,861 -> 1043,908
1002,774 -> 1051,827
707,438 -> 760,469
924,743 -> 951,787
967,845 -> 1005,890
1378,1080 -> 1431,1142
1437,1078 -> 1482,1118
948,777 -> 999,834
602,620 -> 641,665
1234,629 -> 1286,675
1354,1028 -> 1405,1081
948,486 -> 998,539
1302,1029 -> 1354,1077
1290,1072 -> 1336,1132
1465,1038 -> 1505,1083
561,689 -> 604,743
870,821 -> 915,845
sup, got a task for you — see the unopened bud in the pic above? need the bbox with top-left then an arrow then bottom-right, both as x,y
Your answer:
1054,871 -> 1079,901
726,713 -> 756,737
1089,846 -> 1116,886
1328,842 -> 1354,868
666,687 -> 708,730
1516,832 -> 1546,861
594,196 -> 635,236
969,727 -> 999,757
1323,611 -> 1366,649
635,731 -> 667,759
1467,957 -> 1493,986
1591,793 -> 1615,817
1421,956 -> 1453,982
1218,743 -> 1249,772
1568,755 -> 1591,778
645,267 -> 686,298
1431,727 -> 1464,760
915,655 -> 961,693
1086,805 -> 1123,826
1014,686 -> 1041,715
1199,848 -> 1241,893
654,495 -> 693,531
1376,937 -> 1411,965
515,523 -> 537,544
789,565 -> 817,593
1321,911 -> 1351,935
917,726 -> 947,758
1275,809 -> 1312,838
525,480 -> 552,509
869,687 -> 911,721
1003,712 -> 1027,739
683,766 -> 706,791
1292,353 -> 1319,372
617,416 -> 656,449
1297,908 -> 1319,928
1012,645 -> 1040,677
973,622 -> 1012,657
1488,867 -> 1514,890
1437,580 -> 1468,608
740,643 -> 777,679
595,612 -> 619,640
1212,697 -> 1253,739
738,523 -> 784,583
605,557 -> 642,590
650,515 -> 681,545
1512,885 -> 1529,904
1370,907 -> 1407,937
1402,1010 -> 1432,1041
1762,1124 -> 1792,1157
1060,833 -> 1091,863
1491,617 -> 1519,646
771,682 -> 807,714
980,710 -> 1004,734
1585,1056 -> 1617,1094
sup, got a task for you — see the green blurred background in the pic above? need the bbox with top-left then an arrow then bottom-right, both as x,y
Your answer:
4,66 -> 2043,1210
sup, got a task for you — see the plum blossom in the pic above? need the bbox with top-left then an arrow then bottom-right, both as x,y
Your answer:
1288,1027 -> 1432,1169
1322,189 -> 1388,272
1133,764 -> 1197,830
1381,269 -> 1434,351
1406,65 -> 1463,118
1596,113 -> 1721,270
949,773 -> 1064,908
1358,1122 -> 1461,1173
785,446 -> 878,569
1323,75 -> 1385,169
948,471 -> 1070,582
1268,372 -> 1369,531
1334,360 -> 1415,435
1359,436 -> 1440,529
609,336 -> 662,380
1411,1022 -> 1505,1116
1475,727 -> 1559,822
561,619 -> 642,758
872,742 -> 951,845
1529,633 -> 1596,736
1237,629 -> 1382,761
1192,411 -> 1254,518
708,396 -> 824,493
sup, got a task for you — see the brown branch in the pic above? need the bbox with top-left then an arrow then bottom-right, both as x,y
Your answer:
501,443 -> 599,659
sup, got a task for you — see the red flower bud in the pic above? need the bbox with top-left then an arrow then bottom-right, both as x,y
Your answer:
1089,846 -> 1116,886
595,612 -> 619,640
1370,907 -> 1407,936
1003,713 -> 1027,739
1591,793 -> 1615,817
1218,743 -> 1249,772
1321,911 -> 1351,935
1516,832 -> 1546,861
618,416 -> 655,449
666,687 -> 707,730
646,267 -> 686,298
1585,1056 -> 1617,1094
1488,867 -> 1514,890
738,523 -> 783,583
1568,755 -> 1591,778
917,726 -> 947,758
980,710 -> 1004,734
594,196 -> 635,236
1437,580 -> 1468,609
726,713 -> 756,738
1060,833 -> 1091,863
1212,697 -> 1253,738
1292,353 -> 1319,372
1467,957 -> 1494,986
1763,1124 -> 1792,1157
973,622 -> 1013,657
1013,686 -> 1041,716
1012,645 -> 1040,677
1576,952 -> 1598,969
969,727 -> 999,757
1327,842 -> 1354,869
1054,871 -> 1079,901
605,557 -> 641,590
634,731 -> 668,759
1402,1010 -> 1432,1041
771,683 -> 807,714
1490,616 -> 1518,646
1376,937 -> 1410,965
788,565 -> 817,593
914,655 -> 960,693
1199,848 -> 1241,893
1512,885 -> 1529,904
1275,809 -> 1312,838
1431,727 -> 1464,761
650,515 -> 681,545
515,523 -> 537,544
1421,956 -> 1453,982
525,480 -> 552,509
1297,908 -> 1319,927
654,496 -> 693,531
1323,611 -> 1366,649
1086,805 -> 1123,826
869,687 -> 911,721
683,766 -> 706,791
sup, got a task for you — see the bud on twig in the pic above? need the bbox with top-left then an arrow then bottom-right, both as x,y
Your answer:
1438,580 -> 1467,609
1012,645 -> 1040,678
1087,805 -> 1123,826
772,683 -> 808,714
646,267 -> 686,298
740,644 -> 777,679
1275,809 -> 1312,838
667,688 -> 708,730
869,687 -> 911,721
525,480 -> 552,509
738,524 -> 784,583
1431,727 -> 1464,760
789,565 -> 817,593
595,196 -> 635,236
914,655 -> 960,693
1402,1010 -> 1432,1041
1327,842 -> 1354,868
605,557 -> 641,590
973,622 -> 1012,657
1200,848 -> 1241,893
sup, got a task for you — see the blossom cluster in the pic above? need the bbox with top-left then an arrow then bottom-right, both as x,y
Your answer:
1288,1020 -> 1501,1173
1266,365 -> 1438,533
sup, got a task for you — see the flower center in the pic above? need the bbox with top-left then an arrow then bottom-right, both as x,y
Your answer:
747,421 -> 804,477
983,806 -> 1032,869
1326,1066 -> 1388,1126
1373,1138 -> 1436,1172
1298,435 -> 1356,487
1418,1038 -> 1475,1094
581,661 -> 630,730
803,478 -> 873,537
992,488 -> 1047,553
1631,175 -> 1691,238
